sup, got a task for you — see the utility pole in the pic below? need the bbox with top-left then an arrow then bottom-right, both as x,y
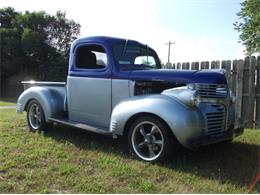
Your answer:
165,41 -> 175,64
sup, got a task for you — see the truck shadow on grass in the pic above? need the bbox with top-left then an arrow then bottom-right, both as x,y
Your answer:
45,124 -> 260,192
170,142 -> 260,192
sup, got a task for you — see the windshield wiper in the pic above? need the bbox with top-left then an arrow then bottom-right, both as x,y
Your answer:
122,39 -> 128,56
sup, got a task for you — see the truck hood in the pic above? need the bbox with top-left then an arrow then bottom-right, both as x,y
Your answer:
129,69 -> 227,84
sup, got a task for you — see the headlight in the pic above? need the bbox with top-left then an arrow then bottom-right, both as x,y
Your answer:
190,93 -> 197,107
175,90 -> 198,107
187,83 -> 195,90
162,86 -> 198,108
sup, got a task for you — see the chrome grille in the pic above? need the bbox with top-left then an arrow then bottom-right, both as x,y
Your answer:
197,84 -> 227,99
206,104 -> 225,136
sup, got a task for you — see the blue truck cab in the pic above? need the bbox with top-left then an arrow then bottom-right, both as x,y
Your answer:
17,36 -> 243,162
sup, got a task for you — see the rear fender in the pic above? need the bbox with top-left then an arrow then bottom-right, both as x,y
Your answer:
17,86 -> 64,122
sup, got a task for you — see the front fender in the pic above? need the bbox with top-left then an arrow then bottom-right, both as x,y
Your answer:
16,86 -> 64,122
110,94 -> 203,149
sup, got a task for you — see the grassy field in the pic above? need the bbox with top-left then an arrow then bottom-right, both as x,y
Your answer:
0,107 -> 260,193
0,97 -> 17,106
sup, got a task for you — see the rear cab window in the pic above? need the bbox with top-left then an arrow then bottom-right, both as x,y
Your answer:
75,45 -> 108,69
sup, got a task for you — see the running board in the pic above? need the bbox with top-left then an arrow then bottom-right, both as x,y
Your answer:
48,117 -> 111,135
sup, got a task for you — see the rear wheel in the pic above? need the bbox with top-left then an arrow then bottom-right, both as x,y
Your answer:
128,115 -> 176,162
27,100 -> 52,132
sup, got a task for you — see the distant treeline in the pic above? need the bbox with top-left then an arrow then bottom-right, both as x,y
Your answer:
0,7 -> 81,96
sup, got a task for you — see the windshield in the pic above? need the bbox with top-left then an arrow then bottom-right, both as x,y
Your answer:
113,42 -> 161,70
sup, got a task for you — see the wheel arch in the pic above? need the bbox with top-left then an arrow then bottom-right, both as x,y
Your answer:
123,112 -> 177,141
17,86 -> 64,122
109,94 -> 203,149
24,98 -> 34,111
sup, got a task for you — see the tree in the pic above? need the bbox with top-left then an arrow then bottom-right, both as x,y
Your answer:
47,11 -> 80,58
0,8 -> 23,87
0,7 -> 19,28
234,0 -> 260,55
0,7 -> 81,96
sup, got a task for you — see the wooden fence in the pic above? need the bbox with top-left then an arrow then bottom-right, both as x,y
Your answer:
163,56 -> 260,129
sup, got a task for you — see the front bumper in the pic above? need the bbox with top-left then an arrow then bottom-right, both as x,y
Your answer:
191,127 -> 244,147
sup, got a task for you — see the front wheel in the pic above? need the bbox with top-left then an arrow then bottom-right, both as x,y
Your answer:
27,100 -> 52,132
128,116 -> 176,162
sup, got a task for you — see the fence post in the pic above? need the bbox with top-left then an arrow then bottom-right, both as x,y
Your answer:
182,62 -> 190,70
256,56 -> 260,129
242,57 -> 250,127
211,61 -> 216,69
232,60 -> 238,94
221,60 -> 231,85
191,62 -> 199,70
221,60 -> 227,70
182,62 -> 186,70
177,62 -> 181,69
201,61 -> 206,69
226,60 -> 232,86
181,63 -> 185,69
235,60 -> 244,129
191,62 -> 195,70
216,61 -> 220,69
248,56 -> 256,128
205,61 -> 209,69
186,62 -> 190,70
195,62 -> 199,70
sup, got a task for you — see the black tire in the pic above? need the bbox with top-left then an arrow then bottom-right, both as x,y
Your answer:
26,100 -> 52,132
128,115 -> 178,162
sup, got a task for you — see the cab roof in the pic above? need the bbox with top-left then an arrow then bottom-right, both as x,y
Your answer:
71,36 -> 156,52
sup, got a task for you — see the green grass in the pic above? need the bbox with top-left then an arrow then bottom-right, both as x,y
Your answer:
0,97 -> 17,106
0,107 -> 260,193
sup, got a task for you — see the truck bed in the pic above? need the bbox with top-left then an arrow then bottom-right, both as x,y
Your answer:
20,80 -> 67,114
22,81 -> 66,91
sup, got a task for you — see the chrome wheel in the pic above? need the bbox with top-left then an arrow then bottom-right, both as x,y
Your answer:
27,100 -> 53,132
28,102 -> 42,130
131,121 -> 164,161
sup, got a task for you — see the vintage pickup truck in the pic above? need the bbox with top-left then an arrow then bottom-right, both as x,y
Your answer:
17,36 -> 243,162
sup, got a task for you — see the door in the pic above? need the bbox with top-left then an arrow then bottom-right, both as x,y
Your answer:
67,44 -> 111,128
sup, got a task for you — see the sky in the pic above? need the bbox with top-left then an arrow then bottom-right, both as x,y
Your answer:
1,0 -> 245,63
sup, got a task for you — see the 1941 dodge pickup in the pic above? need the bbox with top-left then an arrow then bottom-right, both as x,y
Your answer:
17,36 -> 244,162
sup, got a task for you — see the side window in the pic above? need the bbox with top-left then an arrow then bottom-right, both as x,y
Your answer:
76,45 -> 108,69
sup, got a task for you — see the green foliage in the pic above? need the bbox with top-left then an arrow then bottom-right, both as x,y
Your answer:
0,7 -> 81,93
234,0 -> 260,55
47,11 -> 80,58
0,7 -> 18,28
